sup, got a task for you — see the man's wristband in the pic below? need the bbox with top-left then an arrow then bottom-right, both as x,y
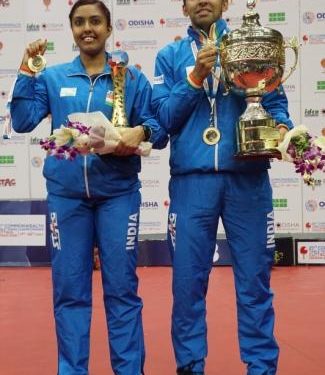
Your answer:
187,71 -> 204,89
276,124 -> 289,131
141,125 -> 152,142
19,64 -> 35,76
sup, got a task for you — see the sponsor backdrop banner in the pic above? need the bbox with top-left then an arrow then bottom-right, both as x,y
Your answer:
0,1 -> 324,264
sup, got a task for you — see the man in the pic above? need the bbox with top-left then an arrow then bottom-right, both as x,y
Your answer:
152,1 -> 293,374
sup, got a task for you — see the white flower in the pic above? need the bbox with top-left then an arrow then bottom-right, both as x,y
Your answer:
74,134 -> 90,149
52,126 -> 80,146
74,134 -> 91,155
313,136 -> 325,152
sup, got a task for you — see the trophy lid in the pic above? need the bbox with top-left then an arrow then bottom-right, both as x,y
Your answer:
221,0 -> 283,45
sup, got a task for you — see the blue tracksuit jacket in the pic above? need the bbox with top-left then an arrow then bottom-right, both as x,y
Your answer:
11,52 -> 167,198
152,19 -> 293,176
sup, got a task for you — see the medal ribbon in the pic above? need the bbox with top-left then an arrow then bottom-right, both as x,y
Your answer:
190,40 -> 220,128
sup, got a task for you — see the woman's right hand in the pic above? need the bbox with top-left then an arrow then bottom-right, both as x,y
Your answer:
21,39 -> 47,66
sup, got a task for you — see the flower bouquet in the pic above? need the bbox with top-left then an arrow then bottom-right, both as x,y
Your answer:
277,125 -> 325,187
40,111 -> 152,160
40,120 -> 91,160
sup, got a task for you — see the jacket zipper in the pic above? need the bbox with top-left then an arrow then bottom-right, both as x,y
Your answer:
83,74 -> 109,198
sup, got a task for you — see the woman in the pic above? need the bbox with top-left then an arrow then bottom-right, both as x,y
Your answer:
10,1 -> 166,374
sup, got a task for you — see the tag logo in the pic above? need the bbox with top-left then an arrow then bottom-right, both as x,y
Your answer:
153,74 -> 164,85
50,212 -> 61,250
60,87 -> 77,97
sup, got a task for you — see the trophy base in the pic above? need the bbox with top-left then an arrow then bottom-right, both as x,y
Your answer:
236,98 -> 281,160
235,149 -> 282,160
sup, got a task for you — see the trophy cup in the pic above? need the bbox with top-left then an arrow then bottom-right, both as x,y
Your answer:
219,0 -> 298,159
108,50 -> 129,128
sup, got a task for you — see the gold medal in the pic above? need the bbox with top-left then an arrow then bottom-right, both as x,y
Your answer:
203,127 -> 221,145
27,54 -> 46,73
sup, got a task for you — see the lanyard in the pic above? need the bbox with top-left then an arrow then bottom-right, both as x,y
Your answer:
190,40 -> 221,127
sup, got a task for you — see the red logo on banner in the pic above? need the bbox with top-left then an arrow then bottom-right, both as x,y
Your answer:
163,200 -> 170,208
305,222 -> 312,229
300,246 -> 308,259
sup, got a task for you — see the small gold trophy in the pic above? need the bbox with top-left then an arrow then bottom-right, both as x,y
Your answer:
219,0 -> 298,159
108,50 -> 129,128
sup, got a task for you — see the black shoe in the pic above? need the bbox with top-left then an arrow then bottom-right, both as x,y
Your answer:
177,369 -> 204,375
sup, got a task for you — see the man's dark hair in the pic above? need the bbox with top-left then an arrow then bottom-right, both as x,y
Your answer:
69,0 -> 111,28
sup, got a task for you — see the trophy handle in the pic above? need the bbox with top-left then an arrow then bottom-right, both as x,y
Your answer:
281,36 -> 299,84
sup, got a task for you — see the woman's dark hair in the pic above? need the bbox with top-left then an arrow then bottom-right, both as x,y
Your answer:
69,0 -> 111,28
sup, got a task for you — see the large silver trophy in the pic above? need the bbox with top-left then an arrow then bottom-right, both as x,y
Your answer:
219,0 -> 298,159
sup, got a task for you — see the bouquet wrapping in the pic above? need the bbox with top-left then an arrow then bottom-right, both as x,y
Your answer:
40,111 -> 152,160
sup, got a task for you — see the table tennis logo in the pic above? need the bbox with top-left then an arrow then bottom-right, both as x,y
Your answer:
299,246 -> 308,259
305,222 -> 312,231
50,212 -> 61,250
